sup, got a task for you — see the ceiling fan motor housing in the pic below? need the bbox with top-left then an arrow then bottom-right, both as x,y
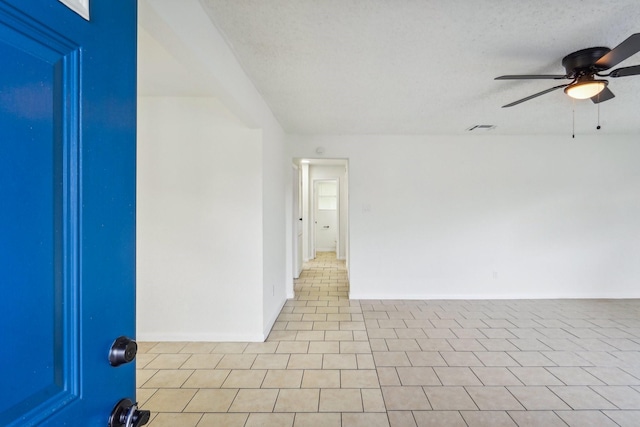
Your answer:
562,47 -> 611,77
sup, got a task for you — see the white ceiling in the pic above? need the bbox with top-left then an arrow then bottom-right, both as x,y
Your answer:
142,0 -> 640,135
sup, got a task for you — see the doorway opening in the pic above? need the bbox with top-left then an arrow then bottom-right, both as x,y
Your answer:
292,158 -> 349,295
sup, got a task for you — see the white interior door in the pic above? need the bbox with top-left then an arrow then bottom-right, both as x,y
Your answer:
314,180 -> 339,252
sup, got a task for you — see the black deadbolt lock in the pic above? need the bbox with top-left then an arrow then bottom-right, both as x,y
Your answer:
109,336 -> 138,367
109,398 -> 150,427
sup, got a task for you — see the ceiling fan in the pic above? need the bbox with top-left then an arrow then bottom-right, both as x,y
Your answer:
496,33 -> 640,108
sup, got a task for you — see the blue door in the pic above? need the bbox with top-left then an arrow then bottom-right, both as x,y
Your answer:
0,1 -> 138,425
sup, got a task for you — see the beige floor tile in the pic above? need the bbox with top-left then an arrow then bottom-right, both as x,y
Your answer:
302,370 -> 340,388
373,352 -> 411,367
183,388 -> 238,412
362,388 -> 386,412
182,369 -> 230,388
412,411 -> 467,427
181,354 -> 225,369
244,342 -> 279,354
433,367 -> 482,386
507,410 -> 568,427
179,342 -> 217,354
405,351 -> 447,366
440,351 -> 483,366
591,385 -> 640,409
555,410 -> 619,426
143,369 -> 194,388
137,369 -> 157,386
319,389 -> 363,412
274,388 -> 320,412
308,341 -> 340,353
385,339 -> 421,352
196,413 -> 248,427
262,369 -> 304,388
377,367 -> 401,386
277,341 -> 309,354
147,412 -> 202,427
325,331 -> 355,341
136,353 -> 158,368
141,388 -> 198,412
215,354 -> 256,369
222,369 -> 267,388
145,354 -> 190,369
381,386 -> 430,410
357,354 -> 376,369
314,321 -> 340,331
212,343 -> 248,353
507,386 -> 571,410
342,413 -> 390,427
323,354 -> 357,369
341,341 -> 372,353
147,342 -> 187,353
423,386 -> 477,410
473,351 -> 519,366
252,354 -> 290,369
545,366 -> 605,385
396,367 -> 440,386
245,413 -> 295,427
466,386 -> 524,410
267,331 -> 298,341
287,354 -> 323,369
137,342 -> 159,353
286,321 -> 314,331
387,411 -> 417,427
136,388 -> 157,407
508,367 -> 564,385
296,331 -> 326,341
341,370 -> 380,388
228,389 -> 279,412
341,321 -> 367,331
471,367 -> 523,386
460,410 -> 517,427
585,367 -> 640,385
293,412 -> 341,427
603,410 -> 640,427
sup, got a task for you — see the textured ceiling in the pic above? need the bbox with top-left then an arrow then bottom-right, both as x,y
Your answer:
148,0 -> 640,135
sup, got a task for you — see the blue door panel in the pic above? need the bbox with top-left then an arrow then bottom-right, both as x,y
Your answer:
0,1 -> 137,425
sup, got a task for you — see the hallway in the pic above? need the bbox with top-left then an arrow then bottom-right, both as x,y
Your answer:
138,253 -> 640,426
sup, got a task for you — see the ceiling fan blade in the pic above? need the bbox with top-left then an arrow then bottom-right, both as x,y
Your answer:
495,74 -> 567,80
591,87 -> 615,104
595,33 -> 640,69
501,84 -> 569,108
609,64 -> 640,77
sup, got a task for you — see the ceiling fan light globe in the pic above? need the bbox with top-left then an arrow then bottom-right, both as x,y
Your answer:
564,80 -> 608,99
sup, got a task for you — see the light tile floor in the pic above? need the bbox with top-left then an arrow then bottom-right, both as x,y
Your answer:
138,252 -> 640,426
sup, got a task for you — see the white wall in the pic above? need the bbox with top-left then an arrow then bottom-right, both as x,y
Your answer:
137,97 -> 264,341
290,134 -> 640,299
138,0 -> 289,341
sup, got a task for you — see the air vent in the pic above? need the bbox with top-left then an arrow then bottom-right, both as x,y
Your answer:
466,125 -> 496,132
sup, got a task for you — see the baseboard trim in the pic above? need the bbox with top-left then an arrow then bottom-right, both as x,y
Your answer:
136,332 -> 266,342
349,292 -> 640,300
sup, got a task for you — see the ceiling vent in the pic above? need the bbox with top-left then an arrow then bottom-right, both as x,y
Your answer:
466,125 -> 496,132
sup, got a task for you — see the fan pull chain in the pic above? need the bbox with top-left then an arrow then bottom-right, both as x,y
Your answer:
597,101 -> 601,130
572,99 -> 575,138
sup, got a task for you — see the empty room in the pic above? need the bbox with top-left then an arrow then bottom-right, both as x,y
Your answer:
4,0 -> 639,426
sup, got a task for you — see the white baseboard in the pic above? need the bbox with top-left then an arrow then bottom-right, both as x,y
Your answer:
263,297 -> 287,339
136,332 -> 266,342
349,292 -> 640,300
